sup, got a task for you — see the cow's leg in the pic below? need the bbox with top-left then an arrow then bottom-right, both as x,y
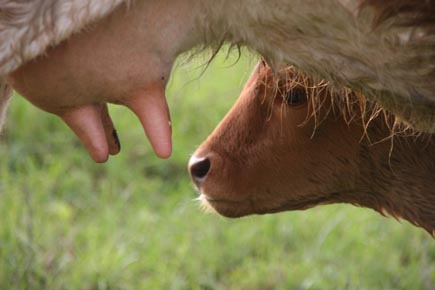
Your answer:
0,80 -> 13,131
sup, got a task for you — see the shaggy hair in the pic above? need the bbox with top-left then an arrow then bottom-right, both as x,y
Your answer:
265,64 -> 418,140
198,0 -> 435,134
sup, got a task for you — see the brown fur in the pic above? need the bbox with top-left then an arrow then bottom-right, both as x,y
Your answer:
361,0 -> 435,27
190,62 -> 435,235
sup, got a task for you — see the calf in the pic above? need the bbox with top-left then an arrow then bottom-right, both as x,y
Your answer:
189,61 -> 435,234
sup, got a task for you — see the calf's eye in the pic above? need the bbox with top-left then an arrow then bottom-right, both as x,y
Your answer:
284,88 -> 307,106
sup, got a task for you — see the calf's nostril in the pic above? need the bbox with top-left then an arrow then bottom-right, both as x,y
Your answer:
189,156 -> 211,182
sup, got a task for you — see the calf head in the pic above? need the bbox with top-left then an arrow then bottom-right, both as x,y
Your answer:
189,61 -> 435,234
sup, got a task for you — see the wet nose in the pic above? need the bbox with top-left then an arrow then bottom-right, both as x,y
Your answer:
188,156 -> 211,187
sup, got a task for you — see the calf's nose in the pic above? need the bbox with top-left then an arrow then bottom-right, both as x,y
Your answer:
188,156 -> 211,187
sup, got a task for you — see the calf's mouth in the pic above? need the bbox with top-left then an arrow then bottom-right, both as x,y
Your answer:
197,193 -> 256,218
196,191 -> 335,218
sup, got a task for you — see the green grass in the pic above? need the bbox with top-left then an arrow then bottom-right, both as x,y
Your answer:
0,51 -> 433,290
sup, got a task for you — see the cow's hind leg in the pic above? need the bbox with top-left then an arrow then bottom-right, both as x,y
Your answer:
0,80 -> 13,131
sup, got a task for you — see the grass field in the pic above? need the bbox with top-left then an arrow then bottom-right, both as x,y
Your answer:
0,51 -> 434,290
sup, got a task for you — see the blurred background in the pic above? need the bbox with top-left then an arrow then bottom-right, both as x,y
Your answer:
0,50 -> 433,290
